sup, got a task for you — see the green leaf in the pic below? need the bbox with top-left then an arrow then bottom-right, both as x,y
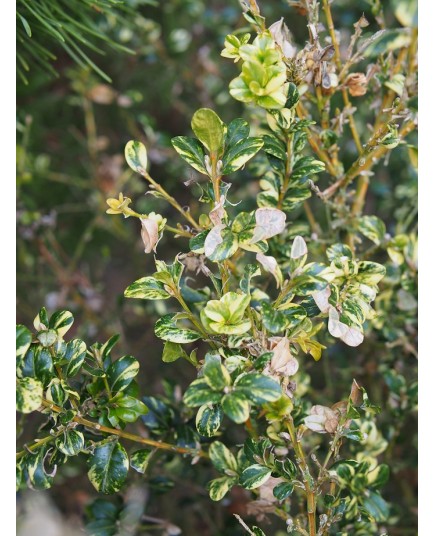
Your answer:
16,377 -> 43,413
361,490 -> 390,522
106,355 -> 140,394
235,373 -> 281,404
154,313 -> 202,343
357,215 -> 386,245
221,137 -> 264,174
125,140 -> 147,174
88,441 -> 129,494
124,276 -> 171,300
273,481 -> 294,500
203,355 -> 231,390
191,108 -> 225,154
184,378 -> 223,407
64,339 -> 87,377
16,325 -> 32,361
239,464 -> 272,490
208,476 -> 237,501
162,341 -> 188,363
208,441 -> 238,473
109,394 -> 148,425
222,392 -> 250,423
56,430 -> 85,456
171,136 -> 207,175
130,449 -> 153,474
196,404 -> 223,437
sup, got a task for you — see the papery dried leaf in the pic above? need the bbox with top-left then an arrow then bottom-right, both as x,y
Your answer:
312,286 -> 331,313
328,307 -> 364,347
251,208 -> 286,243
269,18 -> 297,58
256,253 -> 282,288
209,196 -> 226,226
269,337 -> 299,376
204,224 -> 226,257
291,235 -> 307,259
140,218 -> 159,254
258,476 -> 286,502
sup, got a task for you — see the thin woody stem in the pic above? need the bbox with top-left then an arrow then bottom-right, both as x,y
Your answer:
286,417 -> 317,536
17,399 -> 209,459
142,169 -> 201,230
322,120 -> 416,200
322,0 -> 363,155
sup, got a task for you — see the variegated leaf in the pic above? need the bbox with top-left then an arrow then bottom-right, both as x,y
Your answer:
56,430 -> 85,456
222,392 -> 250,423
203,355 -> 231,390
208,476 -> 237,501
196,404 -> 223,437
171,136 -> 207,174
225,118 -> 249,146
208,441 -> 238,473
235,373 -> 281,404
46,378 -> 67,407
88,441 -> 129,494
207,227 -> 239,262
357,215 -> 386,245
221,137 -> 264,174
184,378 -> 223,407
154,313 -> 202,343
64,339 -> 87,377
124,276 -> 171,300
356,262 -> 386,285
26,446 -> 54,490
16,325 -> 32,361
125,140 -> 147,174
16,377 -> 43,413
240,464 -> 272,490
291,156 -> 325,180
130,449 -> 154,474
49,310 -> 74,338
106,355 -> 140,393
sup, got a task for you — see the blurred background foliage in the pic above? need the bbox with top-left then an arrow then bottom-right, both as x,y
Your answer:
16,0 -> 417,534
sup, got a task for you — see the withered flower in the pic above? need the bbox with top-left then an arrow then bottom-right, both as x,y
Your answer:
305,405 -> 339,434
345,72 -> 368,97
